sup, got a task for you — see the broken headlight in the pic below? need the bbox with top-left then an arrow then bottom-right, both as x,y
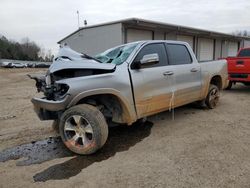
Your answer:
44,83 -> 69,100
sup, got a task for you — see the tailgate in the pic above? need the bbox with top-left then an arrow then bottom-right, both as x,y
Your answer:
226,57 -> 250,74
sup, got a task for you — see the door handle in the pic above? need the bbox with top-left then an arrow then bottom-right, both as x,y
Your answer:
163,71 -> 174,76
190,68 -> 198,72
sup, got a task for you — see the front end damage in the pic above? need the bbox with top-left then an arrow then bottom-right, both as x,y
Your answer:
29,46 -> 116,121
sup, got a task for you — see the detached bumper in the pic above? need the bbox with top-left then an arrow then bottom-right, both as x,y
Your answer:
31,95 -> 70,120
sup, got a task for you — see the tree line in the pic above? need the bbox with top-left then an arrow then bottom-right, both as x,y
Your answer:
0,35 -> 53,62
232,30 -> 250,37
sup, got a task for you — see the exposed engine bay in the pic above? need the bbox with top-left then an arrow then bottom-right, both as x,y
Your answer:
28,46 -> 116,100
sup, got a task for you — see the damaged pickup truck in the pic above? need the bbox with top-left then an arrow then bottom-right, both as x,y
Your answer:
30,40 -> 228,155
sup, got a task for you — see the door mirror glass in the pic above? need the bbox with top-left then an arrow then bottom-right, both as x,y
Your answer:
140,53 -> 159,66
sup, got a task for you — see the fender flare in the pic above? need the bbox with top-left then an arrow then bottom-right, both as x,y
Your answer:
67,88 -> 137,125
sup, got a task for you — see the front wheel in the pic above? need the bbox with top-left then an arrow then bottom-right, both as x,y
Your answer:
205,84 -> 220,109
59,104 -> 108,155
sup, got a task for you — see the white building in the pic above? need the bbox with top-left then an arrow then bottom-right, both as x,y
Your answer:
58,18 -> 250,61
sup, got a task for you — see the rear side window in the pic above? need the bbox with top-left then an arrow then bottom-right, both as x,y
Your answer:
167,44 -> 192,65
133,43 -> 168,68
238,49 -> 250,57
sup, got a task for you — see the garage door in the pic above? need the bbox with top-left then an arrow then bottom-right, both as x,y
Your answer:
228,42 -> 238,57
199,38 -> 214,61
244,40 -> 250,48
126,29 -> 153,43
177,35 -> 194,49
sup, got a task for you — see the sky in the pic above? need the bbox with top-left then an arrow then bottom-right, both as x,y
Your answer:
0,0 -> 250,55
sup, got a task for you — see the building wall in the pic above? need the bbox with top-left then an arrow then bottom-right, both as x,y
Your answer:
221,40 -> 239,57
59,22 -> 246,59
165,32 -> 177,40
124,27 -> 240,60
126,28 -> 153,43
214,39 -> 222,59
221,40 -> 228,58
177,35 -> 194,49
227,41 -> 239,56
196,38 -> 214,61
243,40 -> 250,47
154,31 -> 164,40
59,23 -> 123,55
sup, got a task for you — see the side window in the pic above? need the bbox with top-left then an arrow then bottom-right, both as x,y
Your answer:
167,44 -> 192,65
133,43 -> 168,68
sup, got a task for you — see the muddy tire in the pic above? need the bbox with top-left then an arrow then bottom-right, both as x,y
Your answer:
225,81 -> 232,90
59,104 -> 108,155
205,84 -> 220,109
52,120 -> 59,133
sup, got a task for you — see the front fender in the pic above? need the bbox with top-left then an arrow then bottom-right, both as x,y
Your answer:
67,88 -> 137,125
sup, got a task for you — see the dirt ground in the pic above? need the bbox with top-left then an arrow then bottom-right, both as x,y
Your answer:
0,68 -> 250,188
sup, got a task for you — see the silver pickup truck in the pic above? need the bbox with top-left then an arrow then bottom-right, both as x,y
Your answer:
30,40 -> 228,155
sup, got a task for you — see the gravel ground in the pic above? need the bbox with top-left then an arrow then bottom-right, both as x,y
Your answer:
0,68 -> 249,188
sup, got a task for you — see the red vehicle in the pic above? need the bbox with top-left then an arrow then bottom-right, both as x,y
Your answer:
224,48 -> 250,89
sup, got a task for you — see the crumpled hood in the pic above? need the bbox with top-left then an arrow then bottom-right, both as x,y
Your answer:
49,46 -> 116,73
49,59 -> 116,73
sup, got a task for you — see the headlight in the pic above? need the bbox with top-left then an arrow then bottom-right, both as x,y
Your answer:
44,83 -> 69,100
51,83 -> 70,100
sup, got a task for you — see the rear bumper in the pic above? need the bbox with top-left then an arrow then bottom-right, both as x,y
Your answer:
229,73 -> 250,82
31,95 -> 70,120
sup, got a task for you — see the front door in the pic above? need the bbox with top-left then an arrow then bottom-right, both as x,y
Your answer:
129,43 -> 174,118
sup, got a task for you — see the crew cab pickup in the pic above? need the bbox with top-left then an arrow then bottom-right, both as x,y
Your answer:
223,48 -> 250,89
30,40 -> 228,155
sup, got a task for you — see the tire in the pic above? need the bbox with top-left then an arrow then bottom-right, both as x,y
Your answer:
59,104 -> 108,155
225,81 -> 233,90
205,84 -> 220,109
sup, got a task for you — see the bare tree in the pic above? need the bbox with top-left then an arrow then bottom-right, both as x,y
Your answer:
232,30 -> 250,37
0,35 -> 54,61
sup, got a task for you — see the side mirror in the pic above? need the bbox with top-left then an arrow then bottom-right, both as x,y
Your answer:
140,53 -> 159,66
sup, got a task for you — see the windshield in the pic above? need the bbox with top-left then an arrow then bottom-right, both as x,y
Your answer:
238,49 -> 250,57
95,42 -> 139,65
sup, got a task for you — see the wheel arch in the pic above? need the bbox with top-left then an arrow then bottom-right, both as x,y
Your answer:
210,75 -> 222,90
201,74 -> 223,100
67,89 -> 137,125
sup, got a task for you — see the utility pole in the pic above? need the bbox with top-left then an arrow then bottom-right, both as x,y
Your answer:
77,10 -> 80,29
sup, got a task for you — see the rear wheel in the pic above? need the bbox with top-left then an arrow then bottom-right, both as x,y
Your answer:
205,84 -> 220,109
59,104 -> 108,155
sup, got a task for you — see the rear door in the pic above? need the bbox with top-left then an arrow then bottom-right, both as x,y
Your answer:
166,43 -> 202,107
129,43 -> 174,118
